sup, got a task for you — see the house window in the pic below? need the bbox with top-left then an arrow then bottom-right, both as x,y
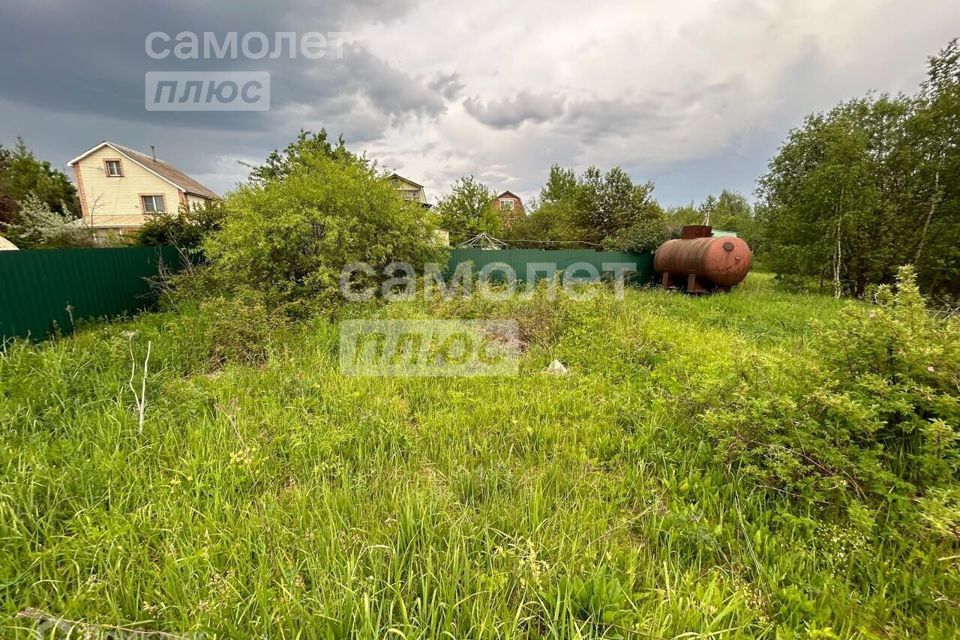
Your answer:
104,159 -> 123,177
500,199 -> 514,210
401,190 -> 420,201
140,195 -> 166,214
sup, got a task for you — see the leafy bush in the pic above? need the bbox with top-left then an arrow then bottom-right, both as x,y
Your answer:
434,176 -> 502,244
602,217 -> 672,252
1,192 -> 93,248
164,290 -> 287,369
199,292 -> 285,368
705,266 -> 959,509
204,145 -> 445,313
137,201 -> 226,255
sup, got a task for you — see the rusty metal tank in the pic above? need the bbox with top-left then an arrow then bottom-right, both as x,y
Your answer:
654,226 -> 752,292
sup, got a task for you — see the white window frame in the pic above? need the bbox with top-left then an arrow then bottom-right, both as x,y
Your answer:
140,194 -> 166,214
104,159 -> 123,177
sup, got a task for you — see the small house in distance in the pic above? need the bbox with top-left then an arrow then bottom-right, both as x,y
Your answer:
493,191 -> 524,230
68,141 -> 219,238
389,173 -> 430,207
493,191 -> 523,213
388,172 -> 446,245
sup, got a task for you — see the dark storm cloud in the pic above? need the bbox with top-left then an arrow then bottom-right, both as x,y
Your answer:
0,0 -> 443,136
462,92 -> 566,129
0,0 -> 451,192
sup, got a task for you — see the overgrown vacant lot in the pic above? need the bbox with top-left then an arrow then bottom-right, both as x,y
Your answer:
2,274 -> 958,639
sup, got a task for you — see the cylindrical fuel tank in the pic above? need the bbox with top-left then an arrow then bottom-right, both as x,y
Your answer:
654,236 -> 753,288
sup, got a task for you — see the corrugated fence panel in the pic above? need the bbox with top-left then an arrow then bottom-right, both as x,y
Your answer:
1,246 -> 650,342
448,248 -> 653,284
0,246 -> 182,341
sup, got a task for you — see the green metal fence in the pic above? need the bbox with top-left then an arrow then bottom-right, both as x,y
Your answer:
0,246 -> 182,342
0,246 -> 652,342
447,248 -> 654,285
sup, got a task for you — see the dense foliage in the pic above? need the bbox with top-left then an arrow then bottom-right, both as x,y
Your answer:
202,134 -> 445,312
1,192 -> 93,248
2,277 -> 958,638
708,267 -> 959,507
667,190 -> 765,251
0,138 -> 82,247
136,200 -> 227,256
434,176 -> 502,244
503,164 -> 671,251
759,40 -> 960,299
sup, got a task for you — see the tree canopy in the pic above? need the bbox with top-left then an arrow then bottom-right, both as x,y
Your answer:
759,39 -> 960,298
434,176 -> 502,244
500,165 -> 667,251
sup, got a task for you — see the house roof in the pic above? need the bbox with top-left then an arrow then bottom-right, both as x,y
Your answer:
495,191 -> 522,202
389,173 -> 424,189
69,141 -> 219,200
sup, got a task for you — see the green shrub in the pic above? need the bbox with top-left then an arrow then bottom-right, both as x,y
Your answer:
162,291 -> 287,370
137,201 -> 226,255
199,292 -> 286,369
204,148 -> 445,314
602,217 -> 672,252
705,266 -> 960,509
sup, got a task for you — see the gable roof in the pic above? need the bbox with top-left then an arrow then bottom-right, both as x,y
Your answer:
69,141 -> 219,200
495,190 -> 522,202
389,173 -> 424,190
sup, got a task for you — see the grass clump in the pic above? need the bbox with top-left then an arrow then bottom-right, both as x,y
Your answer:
1,272 -> 958,638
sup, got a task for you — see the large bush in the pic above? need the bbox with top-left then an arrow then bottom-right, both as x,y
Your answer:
2,192 -> 93,248
602,217 -> 672,252
203,145 -> 445,312
137,200 -> 226,256
705,266 -> 960,510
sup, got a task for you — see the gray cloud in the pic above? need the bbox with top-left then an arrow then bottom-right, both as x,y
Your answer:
429,72 -> 466,100
562,98 -> 676,142
0,0 -> 453,193
0,0 -> 443,136
462,92 -> 566,129
2,0 -> 958,206
334,45 -> 446,120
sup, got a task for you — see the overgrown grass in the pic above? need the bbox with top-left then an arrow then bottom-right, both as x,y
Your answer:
2,273 -> 957,639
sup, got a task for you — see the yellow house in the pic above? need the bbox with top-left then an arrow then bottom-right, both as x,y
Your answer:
68,141 -> 219,237
389,173 -> 428,206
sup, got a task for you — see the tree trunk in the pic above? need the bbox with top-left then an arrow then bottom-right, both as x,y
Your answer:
914,169 -> 941,264
833,217 -> 843,299
833,188 -> 845,299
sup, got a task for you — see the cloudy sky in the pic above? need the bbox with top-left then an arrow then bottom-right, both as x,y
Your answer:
1,0 -> 957,206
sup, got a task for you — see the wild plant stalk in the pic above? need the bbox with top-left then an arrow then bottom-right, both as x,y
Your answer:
127,336 -> 152,433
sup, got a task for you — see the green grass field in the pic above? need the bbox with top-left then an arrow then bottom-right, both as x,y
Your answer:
2,274 -> 958,639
